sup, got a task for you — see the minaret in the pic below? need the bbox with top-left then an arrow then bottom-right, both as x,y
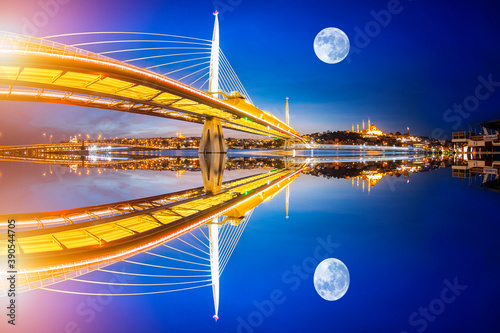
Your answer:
209,11 -> 220,98
209,219 -> 220,321
362,119 -> 365,132
357,124 -> 359,133
368,118 -> 371,130
285,97 -> 290,126
352,124 -> 354,132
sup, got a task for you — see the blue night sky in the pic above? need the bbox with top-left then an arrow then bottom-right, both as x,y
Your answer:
1,0 -> 500,144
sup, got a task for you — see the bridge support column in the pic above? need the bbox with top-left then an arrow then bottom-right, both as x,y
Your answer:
284,139 -> 292,151
198,117 -> 227,154
286,184 -> 290,219
200,152 -> 226,195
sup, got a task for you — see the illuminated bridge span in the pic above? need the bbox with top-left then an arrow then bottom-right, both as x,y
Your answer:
0,13 -> 303,153
0,142 -> 162,167
292,144 -> 426,151
0,151 -> 286,173
0,163 -> 301,318
0,142 -> 163,152
294,155 -> 426,164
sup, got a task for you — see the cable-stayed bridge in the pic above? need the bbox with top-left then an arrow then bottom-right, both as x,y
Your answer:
0,158 -> 303,319
0,12 -> 304,153
0,13 -> 307,320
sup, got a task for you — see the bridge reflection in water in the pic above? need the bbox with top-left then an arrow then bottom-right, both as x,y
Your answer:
0,152 -> 452,319
0,153 -> 302,320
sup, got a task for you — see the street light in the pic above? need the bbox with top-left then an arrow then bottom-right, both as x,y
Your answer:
49,135 -> 53,144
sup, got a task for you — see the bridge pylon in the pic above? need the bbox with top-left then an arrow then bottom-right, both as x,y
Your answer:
286,184 -> 290,219
200,152 -> 226,195
209,218 -> 220,321
198,11 -> 227,154
284,97 -> 292,150
198,117 -> 227,154
209,11 -> 220,99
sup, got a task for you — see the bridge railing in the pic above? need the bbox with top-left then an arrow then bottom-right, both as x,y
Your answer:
0,31 -> 120,65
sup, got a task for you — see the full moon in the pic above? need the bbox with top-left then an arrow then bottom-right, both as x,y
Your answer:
313,258 -> 350,301
313,28 -> 350,64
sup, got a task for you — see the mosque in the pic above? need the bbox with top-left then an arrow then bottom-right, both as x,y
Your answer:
351,118 -> 384,136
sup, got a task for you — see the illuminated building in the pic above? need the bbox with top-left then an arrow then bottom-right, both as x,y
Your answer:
352,118 -> 385,136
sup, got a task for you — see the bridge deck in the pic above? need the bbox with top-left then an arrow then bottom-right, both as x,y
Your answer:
0,167 -> 302,278
0,32 -> 302,141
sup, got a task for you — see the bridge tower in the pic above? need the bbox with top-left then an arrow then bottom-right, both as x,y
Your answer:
200,151 -> 225,320
199,11 -> 226,154
200,153 -> 226,195
209,218 -> 220,321
286,184 -> 290,219
286,97 -> 290,126
209,11 -> 220,98
284,97 -> 291,150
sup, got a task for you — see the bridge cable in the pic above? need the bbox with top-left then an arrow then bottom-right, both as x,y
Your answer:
218,56 -> 249,103
217,221 -> 241,268
220,211 -> 253,275
175,238 -> 210,255
199,77 -> 210,90
37,31 -> 211,43
220,51 -> 251,101
145,56 -> 211,70
220,50 -> 253,104
122,260 -> 210,272
92,268 -> 211,278
189,72 -> 210,89
162,61 -> 210,76
124,51 -> 211,63
220,219 -> 249,275
161,244 -> 210,261
219,224 -> 242,273
61,277 -> 212,287
198,226 -> 210,242
218,59 -> 239,95
28,283 -> 212,296
217,220 -> 236,257
100,46 -> 211,56
187,231 -> 210,249
68,39 -> 211,48
144,251 -> 210,267
176,66 -> 210,83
